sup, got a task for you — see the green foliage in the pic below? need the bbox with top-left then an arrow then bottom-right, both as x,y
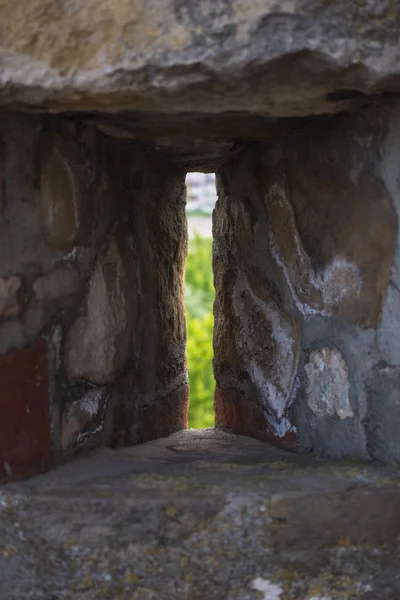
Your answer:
185,209 -> 213,218
185,233 -> 215,428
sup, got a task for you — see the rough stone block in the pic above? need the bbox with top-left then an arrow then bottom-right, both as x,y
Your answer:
3,431 -> 400,598
140,384 -> 189,443
0,340 -> 51,481
214,388 -> 297,450
305,347 -> 353,421
0,275 -> 24,319
32,264 -> 80,301
40,142 -> 80,250
261,131 -> 397,329
378,283 -> 400,366
213,109 -> 400,462
0,318 -> 25,356
3,0 -> 400,125
64,236 -> 135,385
60,388 -> 115,455
0,139 -> 3,214
365,369 -> 400,464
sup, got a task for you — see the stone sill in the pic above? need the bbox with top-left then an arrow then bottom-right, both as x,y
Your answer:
1,429 -> 400,599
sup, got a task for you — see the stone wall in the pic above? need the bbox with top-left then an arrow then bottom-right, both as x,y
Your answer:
0,113 -> 188,480
2,101 -> 400,475
213,106 -> 400,462
2,0 -> 400,121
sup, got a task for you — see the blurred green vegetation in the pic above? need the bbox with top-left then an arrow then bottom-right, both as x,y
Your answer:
185,233 -> 215,428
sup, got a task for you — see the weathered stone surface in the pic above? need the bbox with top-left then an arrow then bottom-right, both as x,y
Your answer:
1,430 -> 400,599
364,368 -> 400,464
0,139 -> 4,214
51,141 -> 189,459
115,158 -> 189,442
2,115 -> 41,207
140,384 -> 189,443
65,236 -> 135,384
32,264 -> 80,301
0,319 -> 25,356
0,116 -> 62,278
40,142 -> 79,249
213,159 -> 300,442
0,340 -> 51,481
1,0 -> 400,124
377,283 -> 400,366
232,273 -> 300,421
60,388 -> 114,454
305,347 -> 353,420
0,116 -> 191,467
213,107 -> 400,462
260,117 -> 397,328
0,275 -> 24,319
2,30 -> 400,476
214,389 -> 297,450
301,347 -> 369,460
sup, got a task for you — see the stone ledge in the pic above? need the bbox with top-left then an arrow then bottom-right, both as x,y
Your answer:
1,429 -> 400,599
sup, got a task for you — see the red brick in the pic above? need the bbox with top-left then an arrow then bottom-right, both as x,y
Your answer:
0,340 -> 51,482
140,384 -> 189,443
214,386 -> 297,450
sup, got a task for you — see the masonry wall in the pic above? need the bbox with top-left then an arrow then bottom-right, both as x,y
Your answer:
2,103 -> 400,476
213,106 -> 400,462
0,113 -> 188,480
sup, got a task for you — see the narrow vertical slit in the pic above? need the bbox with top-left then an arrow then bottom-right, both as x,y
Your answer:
185,172 -> 217,429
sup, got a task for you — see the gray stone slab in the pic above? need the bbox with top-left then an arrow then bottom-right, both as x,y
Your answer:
1,429 -> 400,599
1,0 -> 400,119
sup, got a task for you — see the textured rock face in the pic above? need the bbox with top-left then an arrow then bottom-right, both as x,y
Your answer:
1,1 -> 400,471
305,347 -> 353,421
1,0 -> 400,124
2,430 -> 400,599
40,142 -> 80,250
214,106 -> 400,461
261,132 -> 396,329
232,273 -> 300,421
0,341 -> 50,481
60,388 -> 114,454
65,236 -> 134,384
32,265 -> 80,301
0,114 -> 188,479
0,276 -> 24,319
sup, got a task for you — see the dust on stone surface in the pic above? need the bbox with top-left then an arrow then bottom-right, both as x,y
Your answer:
1,0 -> 400,117
1,431 -> 400,599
